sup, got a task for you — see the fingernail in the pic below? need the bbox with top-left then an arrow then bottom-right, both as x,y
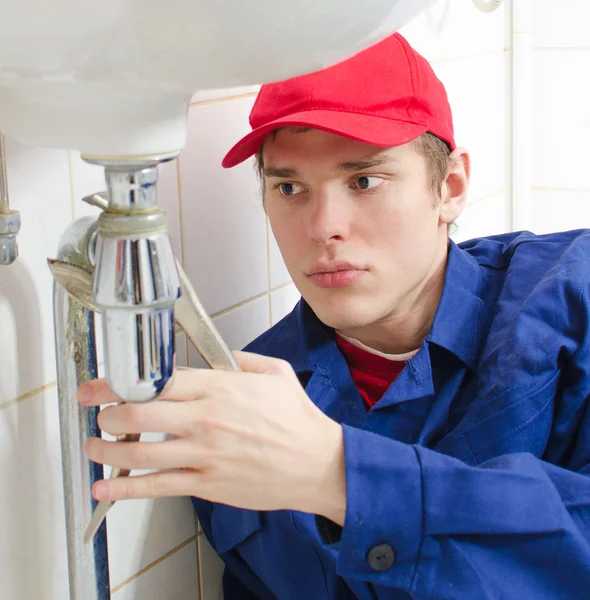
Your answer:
78,385 -> 92,405
94,482 -> 108,501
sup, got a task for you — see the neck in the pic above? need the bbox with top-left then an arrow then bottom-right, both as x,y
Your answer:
337,241 -> 449,355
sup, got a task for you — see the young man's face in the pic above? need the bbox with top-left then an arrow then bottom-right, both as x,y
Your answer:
263,128 -> 467,338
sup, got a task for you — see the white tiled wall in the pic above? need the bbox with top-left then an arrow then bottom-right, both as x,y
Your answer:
530,0 -> 590,233
0,1 -> 586,598
400,0 -> 509,244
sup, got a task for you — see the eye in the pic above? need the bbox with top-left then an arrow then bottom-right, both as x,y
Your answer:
277,182 -> 305,196
352,175 -> 383,190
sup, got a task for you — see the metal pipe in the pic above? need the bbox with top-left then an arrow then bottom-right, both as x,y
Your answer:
0,131 -> 21,265
53,216 -> 110,600
83,156 -> 181,403
50,158 -> 236,596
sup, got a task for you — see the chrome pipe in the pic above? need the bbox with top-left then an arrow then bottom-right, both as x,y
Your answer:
0,131 -> 21,265
53,216 -> 110,600
82,156 -> 181,403
50,159 -> 237,594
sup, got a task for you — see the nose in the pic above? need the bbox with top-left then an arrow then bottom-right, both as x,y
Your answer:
306,187 -> 351,245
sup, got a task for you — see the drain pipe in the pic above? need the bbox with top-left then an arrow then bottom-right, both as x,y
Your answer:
0,132 -> 21,265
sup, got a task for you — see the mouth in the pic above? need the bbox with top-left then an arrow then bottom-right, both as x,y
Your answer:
307,262 -> 367,289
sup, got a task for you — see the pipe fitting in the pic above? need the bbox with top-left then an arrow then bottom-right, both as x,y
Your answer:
0,209 -> 21,264
84,157 -> 181,403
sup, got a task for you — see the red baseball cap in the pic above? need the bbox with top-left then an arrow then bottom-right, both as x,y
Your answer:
222,32 -> 455,169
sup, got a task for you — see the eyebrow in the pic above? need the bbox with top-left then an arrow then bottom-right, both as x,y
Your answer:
263,166 -> 300,178
337,156 -> 397,172
263,156 -> 397,179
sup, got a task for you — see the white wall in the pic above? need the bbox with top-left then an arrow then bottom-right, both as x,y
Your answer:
530,0 -> 590,233
0,1 -> 587,598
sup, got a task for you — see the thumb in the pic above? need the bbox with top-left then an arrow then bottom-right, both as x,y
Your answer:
233,350 -> 292,376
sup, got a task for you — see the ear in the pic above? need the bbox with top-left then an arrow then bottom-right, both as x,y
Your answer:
439,147 -> 470,225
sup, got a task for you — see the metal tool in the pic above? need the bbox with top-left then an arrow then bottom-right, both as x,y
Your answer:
49,211 -> 240,546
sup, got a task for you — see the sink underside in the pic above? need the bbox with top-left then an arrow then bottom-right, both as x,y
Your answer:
0,0 -> 434,156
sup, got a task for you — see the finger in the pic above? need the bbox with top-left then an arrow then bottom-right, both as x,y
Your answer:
97,401 -> 198,436
79,370 -> 219,406
92,470 -> 203,502
78,378 -> 120,407
233,350 -> 293,377
157,368 -> 247,402
85,437 -> 203,471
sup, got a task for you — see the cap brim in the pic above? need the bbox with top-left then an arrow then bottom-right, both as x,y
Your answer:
221,110 -> 429,168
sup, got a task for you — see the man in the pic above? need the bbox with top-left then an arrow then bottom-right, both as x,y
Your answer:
78,33 -> 590,599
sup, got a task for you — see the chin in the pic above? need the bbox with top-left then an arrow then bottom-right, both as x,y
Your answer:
308,298 -> 376,331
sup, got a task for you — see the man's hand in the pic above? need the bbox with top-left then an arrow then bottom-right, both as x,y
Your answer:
78,351 -> 346,525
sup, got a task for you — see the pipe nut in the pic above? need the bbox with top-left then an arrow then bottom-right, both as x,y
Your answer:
0,234 -> 18,264
0,210 -> 21,235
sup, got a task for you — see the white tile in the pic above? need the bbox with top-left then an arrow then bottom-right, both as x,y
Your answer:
268,219 -> 292,289
399,0 -> 506,63
433,51 -> 507,203
532,50 -> 590,190
107,492 -> 197,589
176,331 -> 189,368
533,1 -> 590,47
178,98 -> 268,316
0,136 -> 73,401
198,534 -> 225,600
113,539 -> 200,600
191,86 -> 260,104
0,387 -> 70,600
189,296 -> 271,368
0,378 -> 197,598
270,285 -> 301,326
451,193 -> 510,244
531,189 -> 590,235
157,157 -> 183,264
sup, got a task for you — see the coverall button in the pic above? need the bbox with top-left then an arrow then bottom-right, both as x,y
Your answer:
367,543 -> 396,571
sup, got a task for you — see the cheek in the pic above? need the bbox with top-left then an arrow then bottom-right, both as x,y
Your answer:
366,197 -> 435,244
268,218 -> 305,269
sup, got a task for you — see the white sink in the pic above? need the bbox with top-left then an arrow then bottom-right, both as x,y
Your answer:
0,0 -> 434,157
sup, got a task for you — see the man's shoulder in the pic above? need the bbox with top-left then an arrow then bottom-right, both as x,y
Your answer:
460,229 -> 590,284
243,300 -> 307,362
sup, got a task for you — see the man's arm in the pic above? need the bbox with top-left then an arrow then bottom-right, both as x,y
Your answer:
315,423 -> 590,599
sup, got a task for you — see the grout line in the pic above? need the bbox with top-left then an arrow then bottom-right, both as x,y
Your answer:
175,157 -> 187,268
189,91 -> 259,108
533,46 -> 590,52
269,281 -> 293,295
268,293 -> 273,329
211,291 -> 270,318
506,1 -> 515,232
430,47 -> 507,64
532,186 -> 590,193
195,514 -> 202,600
67,151 -> 77,221
197,527 -> 204,600
111,534 -> 197,595
209,281 -> 295,321
265,217 -> 273,328
185,334 -> 190,370
465,187 -> 505,208
0,381 -> 57,414
210,290 -> 270,319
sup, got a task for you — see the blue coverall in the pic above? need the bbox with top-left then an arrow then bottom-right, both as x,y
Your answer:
193,229 -> 590,599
